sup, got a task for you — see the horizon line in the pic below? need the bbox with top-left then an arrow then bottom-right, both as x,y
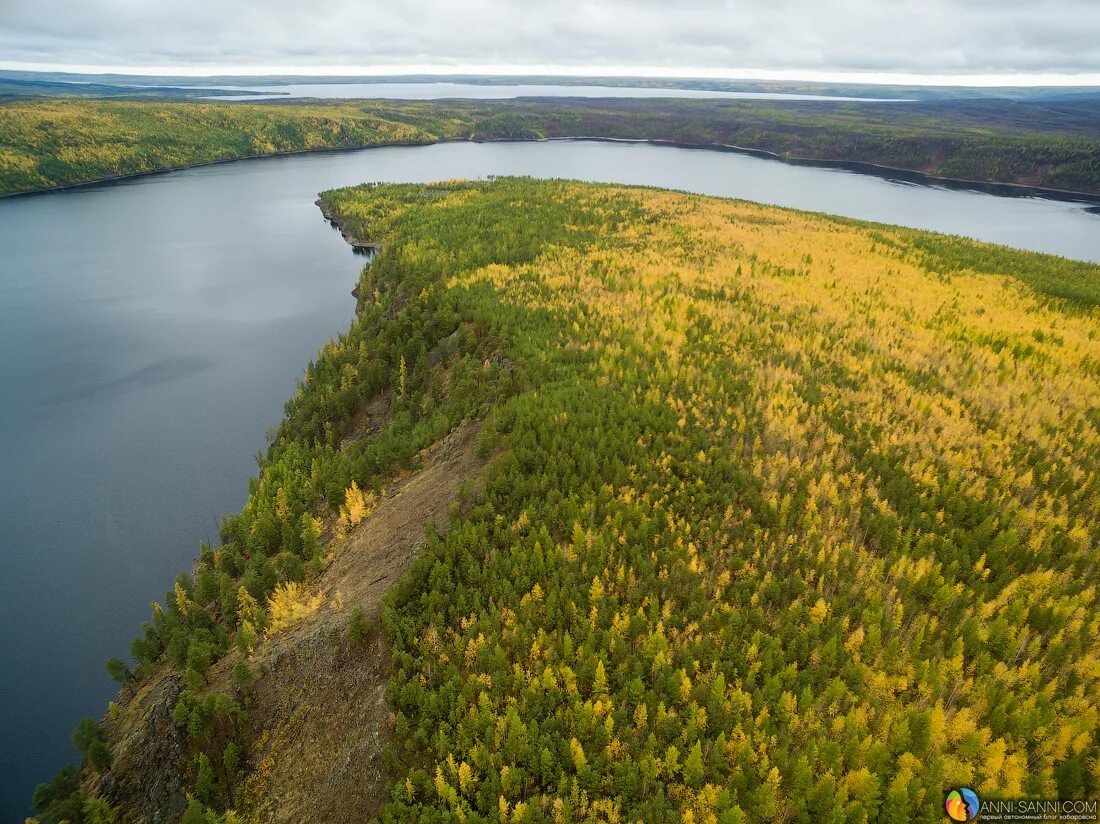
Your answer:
4,62 -> 1100,88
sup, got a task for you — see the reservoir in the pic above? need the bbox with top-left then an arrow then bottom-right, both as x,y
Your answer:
206,81 -> 905,101
1,138 -> 1097,814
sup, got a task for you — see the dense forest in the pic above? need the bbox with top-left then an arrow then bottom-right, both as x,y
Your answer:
0,100 -> 444,193
3,97 -> 1100,196
31,178 -> 1100,823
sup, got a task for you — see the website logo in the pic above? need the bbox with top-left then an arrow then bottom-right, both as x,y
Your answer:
946,788 -> 981,821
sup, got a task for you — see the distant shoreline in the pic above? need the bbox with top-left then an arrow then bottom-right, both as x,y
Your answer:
4,134 -> 1100,206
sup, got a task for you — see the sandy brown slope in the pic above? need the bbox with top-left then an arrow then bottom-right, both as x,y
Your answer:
95,420 -> 488,823
225,419 -> 487,824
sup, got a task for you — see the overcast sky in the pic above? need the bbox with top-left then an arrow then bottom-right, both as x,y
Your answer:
2,0 -> 1100,84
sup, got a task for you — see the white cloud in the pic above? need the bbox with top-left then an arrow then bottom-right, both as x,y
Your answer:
1,0 -> 1099,80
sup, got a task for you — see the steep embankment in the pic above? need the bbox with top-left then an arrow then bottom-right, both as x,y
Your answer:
79,419 -> 491,824
3,97 -> 1100,196
31,179 -> 1100,823
221,420 -> 488,824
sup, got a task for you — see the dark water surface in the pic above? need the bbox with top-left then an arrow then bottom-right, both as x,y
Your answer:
2,139 -> 1098,815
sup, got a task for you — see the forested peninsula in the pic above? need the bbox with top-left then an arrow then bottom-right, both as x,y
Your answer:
3,97 -> 1100,197
31,178 -> 1100,823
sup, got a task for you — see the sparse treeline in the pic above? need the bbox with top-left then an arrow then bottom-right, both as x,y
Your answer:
3,97 -> 1100,196
30,179 -> 1100,822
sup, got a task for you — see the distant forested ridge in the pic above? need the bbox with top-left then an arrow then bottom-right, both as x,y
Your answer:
2,97 -> 1100,196
32,179 -> 1100,823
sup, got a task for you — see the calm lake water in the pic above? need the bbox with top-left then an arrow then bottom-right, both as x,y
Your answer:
209,81 -> 903,101
1,139 -> 1098,815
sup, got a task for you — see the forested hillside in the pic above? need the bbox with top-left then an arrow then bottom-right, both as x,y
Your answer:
30,179 -> 1100,823
3,97 -> 1100,196
0,100 -> 451,194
